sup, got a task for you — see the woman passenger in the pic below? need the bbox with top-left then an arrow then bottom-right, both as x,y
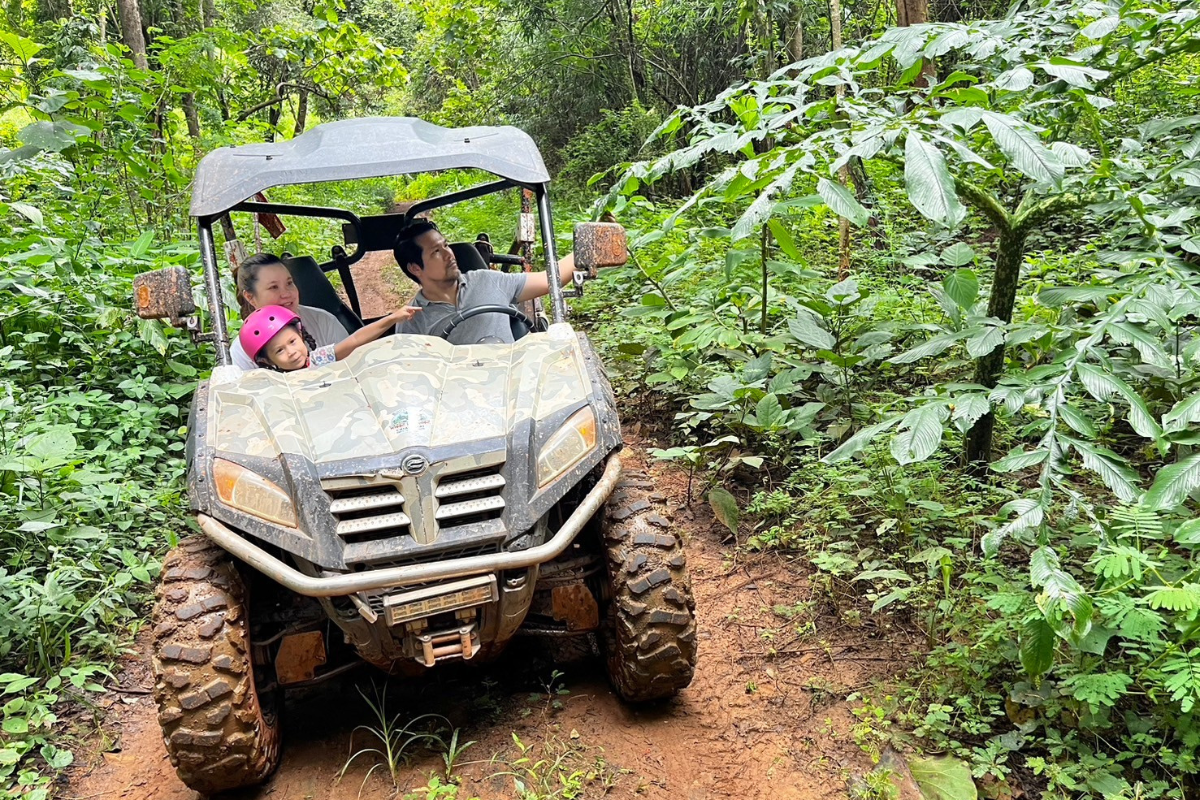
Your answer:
230,253 -> 349,370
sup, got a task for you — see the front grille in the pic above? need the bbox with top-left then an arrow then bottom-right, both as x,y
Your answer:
321,453 -> 508,567
325,483 -> 411,544
434,466 -> 506,526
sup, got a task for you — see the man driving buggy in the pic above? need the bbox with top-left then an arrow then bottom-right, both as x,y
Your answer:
393,220 -> 575,345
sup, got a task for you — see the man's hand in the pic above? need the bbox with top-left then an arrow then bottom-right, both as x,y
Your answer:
516,253 -> 575,303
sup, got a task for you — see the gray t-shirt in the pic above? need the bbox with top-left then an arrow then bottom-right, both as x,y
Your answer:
230,304 -> 349,370
399,270 -> 528,345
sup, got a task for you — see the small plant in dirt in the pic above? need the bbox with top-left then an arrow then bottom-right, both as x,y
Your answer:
492,733 -> 608,800
339,684 -> 454,793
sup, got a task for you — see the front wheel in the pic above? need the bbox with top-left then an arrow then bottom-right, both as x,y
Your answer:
598,471 -> 698,702
151,537 -> 281,794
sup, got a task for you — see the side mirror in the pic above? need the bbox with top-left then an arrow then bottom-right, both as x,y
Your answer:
572,222 -> 627,276
133,267 -> 197,326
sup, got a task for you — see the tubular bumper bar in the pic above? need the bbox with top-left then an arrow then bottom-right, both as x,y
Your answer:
196,454 -> 623,598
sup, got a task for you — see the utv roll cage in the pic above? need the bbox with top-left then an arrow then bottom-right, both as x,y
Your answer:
189,118 -> 570,365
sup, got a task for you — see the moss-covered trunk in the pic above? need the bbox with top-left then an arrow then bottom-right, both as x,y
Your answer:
965,227 -> 1027,465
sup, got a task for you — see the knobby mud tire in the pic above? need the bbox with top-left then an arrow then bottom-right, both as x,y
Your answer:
599,471 -> 698,702
151,537 -> 281,795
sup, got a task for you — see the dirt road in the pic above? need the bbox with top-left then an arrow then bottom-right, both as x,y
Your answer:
346,250 -> 415,317
64,257 -> 914,800
66,439 -> 911,800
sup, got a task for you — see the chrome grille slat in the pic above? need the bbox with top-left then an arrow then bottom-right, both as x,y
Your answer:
324,482 -> 412,549
435,496 -> 506,520
329,490 -> 405,514
336,512 -> 412,535
434,474 -> 506,498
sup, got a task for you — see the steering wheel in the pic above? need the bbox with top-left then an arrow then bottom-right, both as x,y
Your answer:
436,304 -> 534,341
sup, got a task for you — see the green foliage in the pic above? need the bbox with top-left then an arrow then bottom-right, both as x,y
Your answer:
574,0 -> 1200,796
0,34 -> 206,794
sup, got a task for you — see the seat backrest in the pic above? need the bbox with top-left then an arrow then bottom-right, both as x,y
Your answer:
282,255 -> 363,333
450,242 -> 489,274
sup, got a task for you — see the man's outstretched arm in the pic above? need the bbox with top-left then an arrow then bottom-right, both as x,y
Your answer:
515,253 -> 575,303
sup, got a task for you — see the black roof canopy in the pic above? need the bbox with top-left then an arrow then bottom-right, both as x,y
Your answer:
189,117 -> 551,218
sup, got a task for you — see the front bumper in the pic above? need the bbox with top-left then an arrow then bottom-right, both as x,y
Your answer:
195,452 -> 622,598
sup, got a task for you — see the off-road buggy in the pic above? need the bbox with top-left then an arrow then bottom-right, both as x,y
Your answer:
134,117 -> 698,794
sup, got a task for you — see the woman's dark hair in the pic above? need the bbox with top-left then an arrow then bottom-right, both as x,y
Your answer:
253,319 -> 317,372
393,220 -> 440,283
234,252 -> 288,318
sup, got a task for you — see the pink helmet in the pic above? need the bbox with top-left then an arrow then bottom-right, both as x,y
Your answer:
240,305 -> 301,361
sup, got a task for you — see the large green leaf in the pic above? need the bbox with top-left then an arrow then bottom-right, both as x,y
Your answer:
817,177 -> 869,226
904,132 -> 966,228
951,394 -> 990,431
26,428 -> 77,461
890,405 -> 946,465
1145,453 -> 1200,511
1037,58 -> 1108,88
888,331 -> 969,364
7,202 -> 42,227
981,111 -> 1063,187
942,268 -> 978,308
754,394 -> 785,430
786,311 -> 835,350
823,415 -> 904,464
1164,393 -> 1200,434
1038,286 -> 1113,306
767,219 -> 803,262
965,324 -> 1004,359
991,448 -> 1047,473
1076,364 -> 1161,440
18,120 -> 91,153
732,163 -> 801,241
941,243 -> 975,267
1107,322 -> 1171,369
982,498 -> 1044,557
993,66 -> 1034,91
1069,440 -> 1141,503
1059,404 -> 1097,437
708,487 -> 739,536
1031,546 -> 1093,639
1020,618 -> 1056,679
909,754 -> 978,800
0,31 -> 42,61
1080,15 -> 1121,38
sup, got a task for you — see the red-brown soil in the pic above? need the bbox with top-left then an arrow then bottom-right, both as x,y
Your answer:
345,249 -> 415,318
65,443 -> 914,800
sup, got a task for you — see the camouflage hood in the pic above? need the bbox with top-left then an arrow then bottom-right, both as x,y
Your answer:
205,326 -> 590,464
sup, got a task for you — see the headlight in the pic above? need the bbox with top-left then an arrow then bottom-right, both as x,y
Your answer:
536,407 -> 597,488
213,459 -> 298,528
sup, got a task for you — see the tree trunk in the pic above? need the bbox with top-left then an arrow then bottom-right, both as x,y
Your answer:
896,0 -> 935,86
201,0 -> 215,26
761,224 -> 771,334
965,226 -> 1027,465
115,0 -> 148,69
215,86 -> 231,121
831,0 -> 851,278
789,10 -> 803,62
293,89 -> 308,137
99,0 -> 107,44
183,93 -> 202,139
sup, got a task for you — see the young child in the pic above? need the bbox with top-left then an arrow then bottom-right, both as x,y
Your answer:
239,304 -> 421,372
